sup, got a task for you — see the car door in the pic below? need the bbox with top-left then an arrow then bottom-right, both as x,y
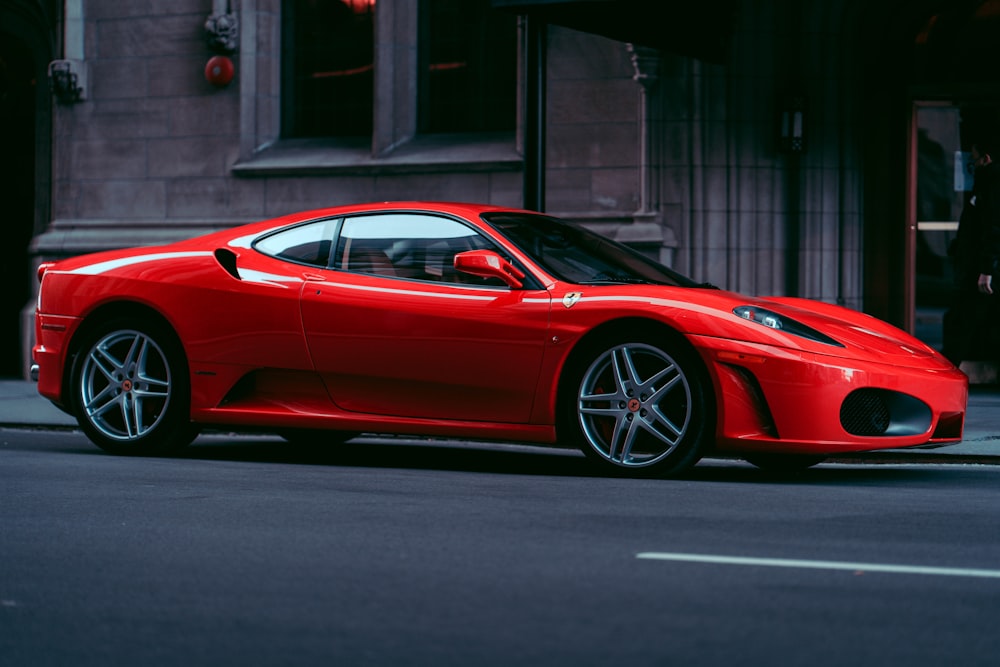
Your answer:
299,212 -> 552,423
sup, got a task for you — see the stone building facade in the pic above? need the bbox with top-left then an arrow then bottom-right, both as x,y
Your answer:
4,0 -> 1000,379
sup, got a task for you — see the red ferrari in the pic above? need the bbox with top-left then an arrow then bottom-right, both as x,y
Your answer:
32,201 -> 968,476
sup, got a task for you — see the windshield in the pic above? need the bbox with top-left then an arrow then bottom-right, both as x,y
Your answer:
483,212 -> 699,287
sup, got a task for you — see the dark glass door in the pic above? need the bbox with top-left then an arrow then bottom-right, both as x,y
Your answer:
914,105 -> 966,351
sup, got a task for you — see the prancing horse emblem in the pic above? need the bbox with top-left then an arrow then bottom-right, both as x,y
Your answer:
562,292 -> 582,308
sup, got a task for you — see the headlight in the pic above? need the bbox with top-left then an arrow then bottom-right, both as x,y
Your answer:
733,306 -> 843,346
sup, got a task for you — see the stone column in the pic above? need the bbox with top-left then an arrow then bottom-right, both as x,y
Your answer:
626,44 -> 677,266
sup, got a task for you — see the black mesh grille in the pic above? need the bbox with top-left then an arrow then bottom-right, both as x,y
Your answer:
840,389 -> 891,436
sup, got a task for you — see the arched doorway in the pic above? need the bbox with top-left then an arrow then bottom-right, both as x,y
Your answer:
0,1 -> 52,378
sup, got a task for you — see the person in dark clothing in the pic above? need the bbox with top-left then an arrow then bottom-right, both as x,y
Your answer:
942,139 -> 1000,368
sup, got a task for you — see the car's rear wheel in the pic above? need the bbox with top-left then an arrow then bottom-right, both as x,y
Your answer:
71,318 -> 196,455
563,336 -> 711,477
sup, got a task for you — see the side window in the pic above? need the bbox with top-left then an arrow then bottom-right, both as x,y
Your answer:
335,213 -> 506,286
253,218 -> 339,266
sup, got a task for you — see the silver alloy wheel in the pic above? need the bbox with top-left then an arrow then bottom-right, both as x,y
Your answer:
577,342 -> 692,468
78,329 -> 172,441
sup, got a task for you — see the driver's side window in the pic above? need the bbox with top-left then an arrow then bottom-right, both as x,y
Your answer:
336,213 -> 506,286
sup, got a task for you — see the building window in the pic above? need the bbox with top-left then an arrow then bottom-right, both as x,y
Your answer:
419,0 -> 517,134
282,0 -> 375,138
281,0 -> 515,141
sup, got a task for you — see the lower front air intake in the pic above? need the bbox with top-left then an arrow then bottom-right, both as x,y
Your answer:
839,388 -> 932,437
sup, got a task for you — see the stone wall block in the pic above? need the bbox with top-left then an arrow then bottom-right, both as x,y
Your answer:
147,138 -> 231,179
264,177 -> 376,217
166,179 -> 231,218
591,168 -> 640,211
78,180 -> 166,219
548,123 -> 638,169
148,56 -> 219,98
95,15 -> 204,59
373,173 -> 492,205
548,79 -> 638,125
89,58 -> 150,99
71,139 -> 147,180
88,1 -> 205,20
82,99 -> 169,140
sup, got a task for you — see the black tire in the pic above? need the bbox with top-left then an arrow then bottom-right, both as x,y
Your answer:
70,317 -> 197,455
743,454 -> 826,472
560,334 -> 713,477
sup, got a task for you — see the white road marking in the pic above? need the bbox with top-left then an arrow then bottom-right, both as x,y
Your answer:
635,552 -> 1000,579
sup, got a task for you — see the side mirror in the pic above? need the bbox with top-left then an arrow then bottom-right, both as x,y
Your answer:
453,250 -> 525,288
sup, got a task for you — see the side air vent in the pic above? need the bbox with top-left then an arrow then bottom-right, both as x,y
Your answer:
214,248 -> 241,280
839,389 -> 932,437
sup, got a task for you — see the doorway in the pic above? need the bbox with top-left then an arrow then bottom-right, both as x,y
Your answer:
0,34 -> 36,377
912,101 -> 1000,360
913,104 -> 962,351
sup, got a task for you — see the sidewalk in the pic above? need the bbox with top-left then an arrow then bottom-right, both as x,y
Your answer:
1,379 -> 998,463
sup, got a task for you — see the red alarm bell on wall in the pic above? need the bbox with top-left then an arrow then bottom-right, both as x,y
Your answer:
204,55 -> 235,87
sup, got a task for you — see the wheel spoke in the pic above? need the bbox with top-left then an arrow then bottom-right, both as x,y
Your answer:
642,364 -> 677,394
611,347 -> 637,393
121,392 -> 140,438
123,334 -> 144,372
579,403 -> 620,417
643,407 -> 683,441
648,372 -> 681,400
89,346 -> 124,382
655,411 -> 685,439
135,336 -> 170,398
135,376 -> 170,399
579,387 -> 622,408
613,417 -> 642,463
133,384 -> 168,400
86,387 -> 122,418
646,374 -> 686,440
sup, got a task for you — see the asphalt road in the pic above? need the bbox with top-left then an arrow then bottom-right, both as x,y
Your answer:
3,429 -> 1000,667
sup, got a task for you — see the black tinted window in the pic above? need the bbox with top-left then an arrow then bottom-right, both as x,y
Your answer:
483,213 -> 697,287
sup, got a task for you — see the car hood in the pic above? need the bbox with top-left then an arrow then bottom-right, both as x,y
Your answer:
753,295 -> 948,364
581,285 -> 953,370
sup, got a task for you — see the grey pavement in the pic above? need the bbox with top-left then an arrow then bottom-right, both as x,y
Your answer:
0,379 -> 998,464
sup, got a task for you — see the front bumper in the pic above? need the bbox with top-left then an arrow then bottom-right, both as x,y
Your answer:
691,335 -> 968,455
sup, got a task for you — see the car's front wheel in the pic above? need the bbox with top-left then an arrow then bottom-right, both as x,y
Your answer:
70,318 -> 196,455
562,336 -> 712,477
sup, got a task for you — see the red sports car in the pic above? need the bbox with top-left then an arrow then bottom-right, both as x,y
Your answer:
32,201 -> 968,476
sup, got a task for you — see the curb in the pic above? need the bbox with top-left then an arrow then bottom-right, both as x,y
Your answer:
3,382 -> 999,465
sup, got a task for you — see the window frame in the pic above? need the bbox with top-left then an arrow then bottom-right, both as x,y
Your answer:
416,0 -> 518,135
280,0 -> 375,140
251,210 -> 537,288
234,0 -> 522,176
334,212 -> 518,287
252,217 -> 343,268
